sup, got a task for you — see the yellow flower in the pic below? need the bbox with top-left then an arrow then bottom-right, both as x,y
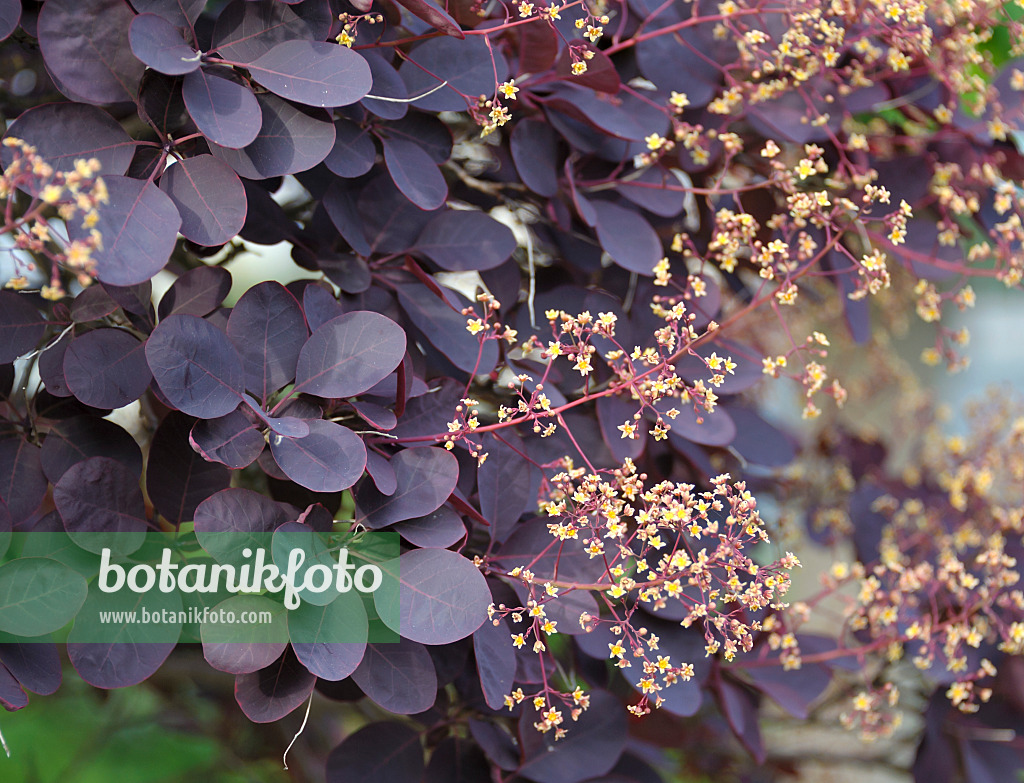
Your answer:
498,80 -> 519,100
571,61 -> 587,75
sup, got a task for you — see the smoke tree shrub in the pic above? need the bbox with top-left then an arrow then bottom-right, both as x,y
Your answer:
0,0 -> 1023,778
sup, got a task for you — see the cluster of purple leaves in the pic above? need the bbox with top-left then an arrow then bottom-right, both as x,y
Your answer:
0,0 -> 1022,780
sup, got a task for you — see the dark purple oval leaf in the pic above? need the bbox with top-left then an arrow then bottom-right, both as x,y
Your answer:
190,409 -> 265,469
182,67 -> 262,149
149,411 -> 232,525
201,595 -> 288,674
382,136 -> 447,210
302,284 -> 344,333
269,419 -> 366,492
665,403 -> 736,448
68,175 -> 181,286
474,618 -> 516,710
400,35 -> 509,112
374,548 -> 489,645
511,119 -> 559,197
209,93 -> 335,179
146,313 -> 246,418
132,0 -> 206,28
351,638 -> 437,714
288,590 -> 367,680
326,722 -> 424,783
394,0 -> 463,38
415,210 -> 516,271
2,103 -> 135,176
0,641 -> 61,696
592,201 -> 662,275
235,647 -> 316,723
365,449 -> 397,495
727,407 -> 796,468
0,439 -> 47,525
53,457 -> 147,553
294,311 -> 406,399
37,0 -> 144,104
0,291 -> 45,363
71,285 -> 119,323
248,40 -> 372,108
129,12 -> 200,75
212,0 -> 331,63
227,281 -> 308,402
519,690 -> 627,783
395,283 -> 499,375
158,265 -> 233,320
40,415 -> 143,483
194,488 -> 292,568
68,640 -> 176,689
63,328 -> 151,409
355,447 -> 459,529
0,0 -> 20,42
360,51 -> 409,120
159,155 -> 247,246
325,119 -> 376,178
393,506 -> 465,548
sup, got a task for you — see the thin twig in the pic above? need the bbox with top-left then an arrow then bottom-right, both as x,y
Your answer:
282,690 -> 314,770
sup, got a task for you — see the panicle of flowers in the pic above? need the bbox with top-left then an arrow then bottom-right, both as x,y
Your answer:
1,138 -> 108,300
334,11 -> 383,47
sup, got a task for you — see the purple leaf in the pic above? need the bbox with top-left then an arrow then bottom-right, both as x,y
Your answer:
63,328 -> 152,409
322,179 -> 371,255
227,281 -> 308,403
201,595 -> 288,674
617,166 -> 689,218
0,0 -> 20,43
301,284 -> 344,333
39,331 -> 72,396
477,432 -> 535,537
727,407 -> 796,468
37,0 -> 144,104
159,155 -> 247,246
240,178 -> 296,245
365,450 -> 397,494
518,690 -> 627,783
40,415 -> 143,483
474,618 -> 516,710
235,647 -> 317,722
0,438 -> 47,525
415,210 -> 517,271
129,12 -> 200,75
349,401 -> 397,432
592,201 -> 662,276
597,394 -> 646,463
354,447 -> 459,529
511,120 -> 559,197
146,313 -> 246,418
289,591 -> 367,680
0,641 -> 61,696
158,265 -> 233,320
209,93 -> 335,179
194,488 -> 292,567
148,411 -> 231,524
211,0 -> 332,64
69,639 -> 176,689
664,402 -> 736,448
71,285 -> 120,322
53,457 -> 147,555
717,678 -> 765,763
469,719 -> 519,771
1,103 -> 136,177
374,548 -> 489,645
382,137 -> 447,210
326,722 -> 425,783
67,175 -> 181,286
395,283 -> 499,375
393,506 -> 465,548
0,291 -> 45,363
270,419 -> 366,493
394,0 -> 463,38
102,281 -> 153,317
182,67 -> 262,149
190,409 -> 265,469
745,663 -> 831,719
400,35 -> 509,112
247,40 -> 372,108
131,0 -> 206,28
351,638 -> 437,714
360,52 -> 409,120
294,311 -> 407,399
325,119 -> 376,178
357,174 -> 436,253
425,737 -> 491,783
